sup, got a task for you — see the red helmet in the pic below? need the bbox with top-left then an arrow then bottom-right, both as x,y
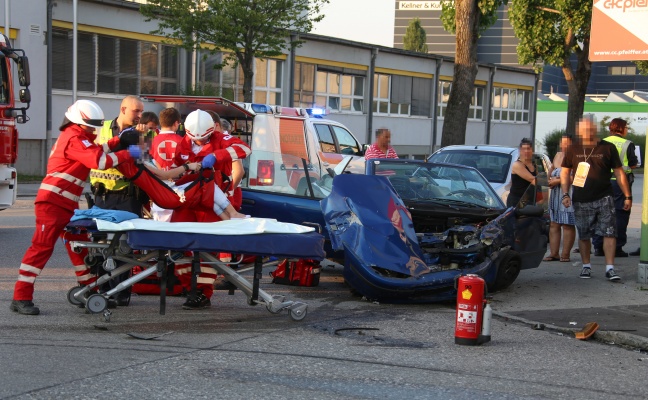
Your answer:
184,110 -> 214,141
65,100 -> 105,128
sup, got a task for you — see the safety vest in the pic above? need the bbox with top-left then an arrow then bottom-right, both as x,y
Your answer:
89,120 -> 130,191
604,134 -> 632,175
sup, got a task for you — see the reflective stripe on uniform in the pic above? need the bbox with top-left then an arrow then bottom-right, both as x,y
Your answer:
19,263 -> 42,275
88,170 -> 127,181
47,172 -> 86,188
97,152 -> 118,170
73,264 -> 88,272
38,183 -> 81,202
76,272 -> 94,282
197,277 -> 216,284
18,275 -> 37,283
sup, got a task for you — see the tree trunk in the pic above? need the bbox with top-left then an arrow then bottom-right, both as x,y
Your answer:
238,51 -> 254,103
441,0 -> 480,147
563,37 -> 591,136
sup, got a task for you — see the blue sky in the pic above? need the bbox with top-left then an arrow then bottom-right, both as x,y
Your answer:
311,0 -> 395,47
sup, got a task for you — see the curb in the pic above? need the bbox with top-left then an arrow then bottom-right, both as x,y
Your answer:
494,310 -> 648,351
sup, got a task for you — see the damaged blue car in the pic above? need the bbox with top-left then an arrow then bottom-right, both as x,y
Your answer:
241,154 -> 547,302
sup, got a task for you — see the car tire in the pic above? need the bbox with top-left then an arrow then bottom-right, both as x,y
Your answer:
492,251 -> 521,292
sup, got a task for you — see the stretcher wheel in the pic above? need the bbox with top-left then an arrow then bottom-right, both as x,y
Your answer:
289,304 -> 307,321
247,297 -> 257,306
86,294 -> 108,314
67,286 -> 85,306
84,254 -> 101,268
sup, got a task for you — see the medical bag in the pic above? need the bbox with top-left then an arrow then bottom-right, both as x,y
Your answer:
131,265 -> 184,296
270,259 -> 321,287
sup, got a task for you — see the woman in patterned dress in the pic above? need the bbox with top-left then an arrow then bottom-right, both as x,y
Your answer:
544,134 -> 576,262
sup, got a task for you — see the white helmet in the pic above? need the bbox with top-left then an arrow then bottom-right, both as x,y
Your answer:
184,110 -> 214,141
65,99 -> 105,128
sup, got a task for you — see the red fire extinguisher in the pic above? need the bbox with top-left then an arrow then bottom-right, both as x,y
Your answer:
455,274 -> 492,345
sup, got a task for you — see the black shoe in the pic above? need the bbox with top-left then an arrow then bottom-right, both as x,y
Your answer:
10,300 -> 40,315
630,248 -> 641,256
182,293 -> 211,310
615,249 -> 629,258
594,248 -> 605,257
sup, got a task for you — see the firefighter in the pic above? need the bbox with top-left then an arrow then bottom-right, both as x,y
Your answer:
10,99 -> 138,315
171,109 -> 252,310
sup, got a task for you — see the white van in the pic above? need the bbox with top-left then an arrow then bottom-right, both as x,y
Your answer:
141,95 -> 364,195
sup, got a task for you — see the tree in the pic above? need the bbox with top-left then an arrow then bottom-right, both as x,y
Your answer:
636,61 -> 648,75
140,0 -> 329,102
509,1 -> 592,136
403,18 -> 428,53
440,0 -> 506,147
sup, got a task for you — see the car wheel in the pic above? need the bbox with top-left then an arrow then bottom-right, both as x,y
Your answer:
492,251 -> 521,292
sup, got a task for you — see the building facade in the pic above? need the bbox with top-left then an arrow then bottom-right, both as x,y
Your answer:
4,0 -> 536,175
393,1 -> 648,95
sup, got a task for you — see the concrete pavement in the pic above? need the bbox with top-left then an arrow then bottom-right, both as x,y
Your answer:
14,178 -> 648,352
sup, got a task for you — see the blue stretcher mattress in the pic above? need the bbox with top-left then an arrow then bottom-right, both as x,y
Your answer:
126,229 -> 325,260
66,220 -> 326,261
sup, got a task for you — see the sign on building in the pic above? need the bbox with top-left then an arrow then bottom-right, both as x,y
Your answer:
590,0 -> 648,61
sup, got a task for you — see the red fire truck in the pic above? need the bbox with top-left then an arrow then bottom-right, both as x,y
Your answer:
0,33 -> 31,210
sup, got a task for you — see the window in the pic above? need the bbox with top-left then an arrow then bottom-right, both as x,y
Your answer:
491,87 -> 530,123
196,52 -> 251,100
315,70 -> 364,112
314,124 -> 360,155
294,62 -> 315,108
52,28 -> 95,92
52,27 -> 178,95
141,43 -> 178,94
608,66 -> 637,75
373,74 -> 410,116
0,55 -> 8,104
437,81 -> 484,120
254,58 -> 283,105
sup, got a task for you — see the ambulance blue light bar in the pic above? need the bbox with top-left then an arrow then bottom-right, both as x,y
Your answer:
251,104 -> 271,113
306,107 -> 326,116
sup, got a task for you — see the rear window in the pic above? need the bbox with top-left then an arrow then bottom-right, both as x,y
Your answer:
428,150 -> 512,184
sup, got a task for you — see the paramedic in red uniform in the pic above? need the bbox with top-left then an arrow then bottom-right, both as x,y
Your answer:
150,107 -> 183,171
10,100 -> 138,315
171,109 -> 251,309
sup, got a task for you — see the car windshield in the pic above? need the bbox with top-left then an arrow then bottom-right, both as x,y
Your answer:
428,150 -> 512,184
368,159 -> 504,209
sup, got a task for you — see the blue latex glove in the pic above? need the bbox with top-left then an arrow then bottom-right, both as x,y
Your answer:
128,145 -> 142,159
202,153 -> 216,169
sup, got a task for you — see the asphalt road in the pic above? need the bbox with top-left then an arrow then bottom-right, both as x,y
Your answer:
0,182 -> 647,399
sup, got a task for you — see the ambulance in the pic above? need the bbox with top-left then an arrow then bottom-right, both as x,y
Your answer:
141,95 -> 365,196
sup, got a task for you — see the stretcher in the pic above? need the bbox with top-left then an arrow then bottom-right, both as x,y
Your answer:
65,218 -> 325,322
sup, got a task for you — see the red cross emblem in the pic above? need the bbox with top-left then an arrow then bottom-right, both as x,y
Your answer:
157,140 -> 177,161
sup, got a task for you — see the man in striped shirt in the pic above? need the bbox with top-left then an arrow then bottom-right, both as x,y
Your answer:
364,128 -> 399,160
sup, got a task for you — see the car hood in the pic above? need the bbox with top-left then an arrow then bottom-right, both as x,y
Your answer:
321,174 -> 514,278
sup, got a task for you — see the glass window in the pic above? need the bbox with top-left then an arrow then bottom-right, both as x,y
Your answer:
333,126 -> 360,154
53,28 -> 178,95
491,87 -> 531,123
141,42 -> 158,77
254,58 -> 283,104
315,69 -> 364,113
315,124 -> 336,153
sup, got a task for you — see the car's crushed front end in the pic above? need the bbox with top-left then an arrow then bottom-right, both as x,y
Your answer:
321,159 -> 535,302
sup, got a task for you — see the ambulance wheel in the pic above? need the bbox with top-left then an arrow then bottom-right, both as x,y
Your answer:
86,294 -> 108,314
289,304 -> 307,321
67,286 -> 85,306
492,252 -> 521,292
